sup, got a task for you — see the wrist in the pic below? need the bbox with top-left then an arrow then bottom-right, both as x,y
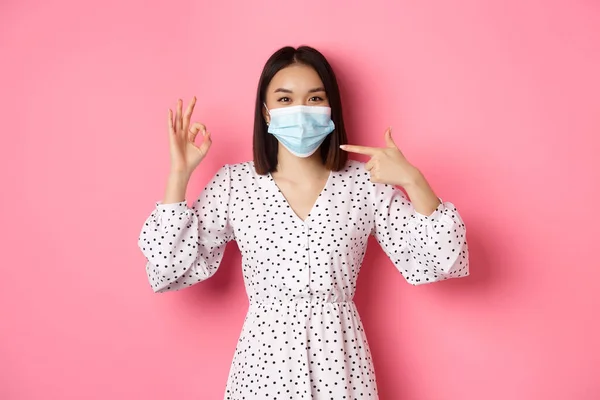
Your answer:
399,167 -> 424,188
168,170 -> 191,182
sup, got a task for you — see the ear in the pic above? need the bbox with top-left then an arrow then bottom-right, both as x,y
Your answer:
262,102 -> 270,125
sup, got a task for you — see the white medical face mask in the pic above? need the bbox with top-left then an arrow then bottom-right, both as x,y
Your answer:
265,104 -> 336,158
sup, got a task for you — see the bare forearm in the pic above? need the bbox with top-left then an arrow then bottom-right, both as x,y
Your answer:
403,170 -> 441,216
162,171 -> 191,204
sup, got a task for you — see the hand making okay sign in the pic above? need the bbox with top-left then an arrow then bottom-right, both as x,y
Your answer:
340,127 -> 421,188
168,97 -> 212,176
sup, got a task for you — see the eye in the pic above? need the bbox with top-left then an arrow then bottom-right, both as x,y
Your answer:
309,96 -> 325,102
277,97 -> 291,103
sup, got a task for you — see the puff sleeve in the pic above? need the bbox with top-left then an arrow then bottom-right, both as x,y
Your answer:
138,165 -> 234,292
371,183 -> 469,285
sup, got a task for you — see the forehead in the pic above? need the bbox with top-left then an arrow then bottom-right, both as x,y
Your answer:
267,64 -> 324,91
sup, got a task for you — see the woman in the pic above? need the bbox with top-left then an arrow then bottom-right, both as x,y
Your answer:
138,45 -> 469,399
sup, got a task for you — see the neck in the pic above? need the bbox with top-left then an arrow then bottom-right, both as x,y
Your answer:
274,144 -> 328,180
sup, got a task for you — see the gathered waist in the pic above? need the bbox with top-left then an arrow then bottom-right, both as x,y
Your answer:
245,298 -> 362,325
249,298 -> 355,307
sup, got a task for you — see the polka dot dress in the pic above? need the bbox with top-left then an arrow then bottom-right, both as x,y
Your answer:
138,160 -> 469,399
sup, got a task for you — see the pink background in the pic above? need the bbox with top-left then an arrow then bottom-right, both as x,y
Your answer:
1,0 -> 599,399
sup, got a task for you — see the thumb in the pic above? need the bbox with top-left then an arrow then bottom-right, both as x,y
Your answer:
384,127 -> 397,148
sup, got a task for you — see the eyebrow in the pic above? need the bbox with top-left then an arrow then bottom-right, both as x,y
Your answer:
273,87 -> 326,94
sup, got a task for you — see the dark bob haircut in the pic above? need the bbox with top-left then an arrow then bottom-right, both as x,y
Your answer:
253,46 -> 348,175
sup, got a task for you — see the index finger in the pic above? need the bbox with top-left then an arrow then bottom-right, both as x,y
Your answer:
189,122 -> 207,140
340,144 -> 378,156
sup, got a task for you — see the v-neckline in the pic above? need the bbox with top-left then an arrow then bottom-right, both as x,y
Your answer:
267,169 -> 333,224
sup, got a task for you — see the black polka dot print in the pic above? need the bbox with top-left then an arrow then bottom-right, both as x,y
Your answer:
138,159 -> 470,399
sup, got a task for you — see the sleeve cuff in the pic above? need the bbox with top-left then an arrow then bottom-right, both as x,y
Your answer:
412,197 -> 445,221
155,200 -> 188,214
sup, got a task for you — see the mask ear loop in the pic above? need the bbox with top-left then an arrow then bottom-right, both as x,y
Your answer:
263,102 -> 270,126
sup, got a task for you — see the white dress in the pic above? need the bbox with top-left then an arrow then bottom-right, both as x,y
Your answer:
138,160 -> 469,399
